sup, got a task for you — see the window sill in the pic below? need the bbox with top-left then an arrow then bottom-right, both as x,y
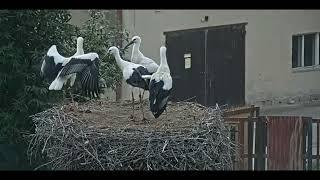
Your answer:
292,65 -> 320,73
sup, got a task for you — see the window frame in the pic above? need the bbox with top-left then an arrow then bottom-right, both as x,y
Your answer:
292,32 -> 319,73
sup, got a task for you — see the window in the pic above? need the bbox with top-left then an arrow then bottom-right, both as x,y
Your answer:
304,34 -> 316,66
292,33 -> 319,69
292,35 -> 302,68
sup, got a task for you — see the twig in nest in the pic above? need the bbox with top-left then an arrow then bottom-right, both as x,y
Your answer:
82,145 -> 105,170
42,124 -> 54,154
162,140 -> 169,153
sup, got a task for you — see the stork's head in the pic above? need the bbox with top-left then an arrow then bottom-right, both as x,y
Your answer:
131,36 -> 141,44
77,37 -> 84,47
123,35 -> 141,50
160,46 -> 167,60
160,46 -> 167,55
107,46 -> 119,55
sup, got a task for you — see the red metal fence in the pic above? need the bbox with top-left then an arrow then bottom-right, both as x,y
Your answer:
224,108 -> 320,170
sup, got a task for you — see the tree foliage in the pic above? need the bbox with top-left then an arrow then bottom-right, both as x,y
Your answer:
78,10 -> 130,90
0,10 -> 79,144
0,10 -> 128,169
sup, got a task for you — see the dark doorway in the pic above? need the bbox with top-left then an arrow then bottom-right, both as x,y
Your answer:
165,23 -> 246,107
165,30 -> 206,105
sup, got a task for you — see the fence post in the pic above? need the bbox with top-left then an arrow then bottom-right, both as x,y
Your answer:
307,117 -> 313,170
303,117 -> 307,170
239,120 -> 245,170
255,116 -> 266,170
303,117 -> 313,170
248,113 -> 254,170
317,120 -> 320,170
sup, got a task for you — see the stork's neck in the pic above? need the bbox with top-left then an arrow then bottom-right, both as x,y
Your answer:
76,43 -> 84,55
158,52 -> 170,73
131,42 -> 143,59
114,51 -> 129,70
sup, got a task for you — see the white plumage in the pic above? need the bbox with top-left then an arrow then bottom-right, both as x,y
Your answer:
41,36 -> 101,101
73,37 -> 84,56
107,46 -> 150,91
147,46 -> 172,118
48,52 -> 100,92
40,37 -> 84,88
40,45 -> 66,81
124,36 -> 159,74
108,46 -> 151,119
68,37 -> 85,87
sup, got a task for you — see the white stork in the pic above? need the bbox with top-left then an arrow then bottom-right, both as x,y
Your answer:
67,37 -> 85,87
40,37 -> 84,90
123,35 -> 159,107
107,46 -> 151,120
144,46 -> 172,118
41,44 -> 100,101
48,52 -> 101,98
123,36 -> 159,73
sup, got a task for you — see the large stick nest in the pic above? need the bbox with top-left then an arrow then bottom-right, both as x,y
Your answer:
27,99 -> 237,170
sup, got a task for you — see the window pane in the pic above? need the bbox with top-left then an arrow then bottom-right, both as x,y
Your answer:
292,35 -> 302,68
304,34 -> 316,66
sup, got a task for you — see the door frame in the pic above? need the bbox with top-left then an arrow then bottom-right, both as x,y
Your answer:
164,22 -> 247,106
163,22 -> 248,36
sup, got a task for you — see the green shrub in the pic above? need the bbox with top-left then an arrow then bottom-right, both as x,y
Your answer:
78,10 -> 130,90
0,9 -> 129,169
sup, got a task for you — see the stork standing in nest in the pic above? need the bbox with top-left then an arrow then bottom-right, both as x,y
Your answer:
124,36 -> 159,73
107,46 -> 151,120
143,46 -> 172,118
41,44 -> 101,105
66,37 -> 85,87
123,36 -> 159,111
41,37 -> 85,102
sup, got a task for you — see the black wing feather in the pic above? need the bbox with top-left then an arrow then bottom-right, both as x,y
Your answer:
59,58 -> 93,77
80,68 -> 89,95
149,79 -> 171,118
41,56 -> 63,81
77,58 -> 100,98
126,66 -> 152,90
59,57 -> 100,98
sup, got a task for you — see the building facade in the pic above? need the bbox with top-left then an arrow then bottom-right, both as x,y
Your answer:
70,10 -> 320,106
